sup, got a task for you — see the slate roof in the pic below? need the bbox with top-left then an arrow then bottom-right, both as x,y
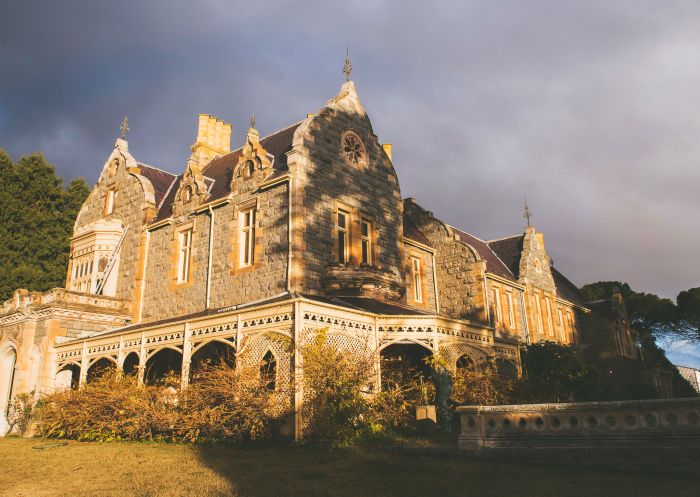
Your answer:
451,227 -> 517,282
137,164 -> 178,208
487,235 -> 525,279
551,267 -> 589,307
487,234 -> 588,307
154,122 -> 302,221
403,213 -> 432,247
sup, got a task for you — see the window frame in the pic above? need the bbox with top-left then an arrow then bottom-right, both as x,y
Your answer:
105,189 -> 115,215
360,218 -> 372,265
535,293 -> 545,334
545,296 -> 555,337
239,207 -> 256,268
506,291 -> 516,329
492,287 -> 503,325
177,228 -> 193,284
411,256 -> 423,304
337,209 -> 350,264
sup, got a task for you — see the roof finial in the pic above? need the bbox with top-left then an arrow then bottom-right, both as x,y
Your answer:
120,116 -> 129,140
524,198 -> 532,227
250,113 -> 256,129
343,46 -> 352,82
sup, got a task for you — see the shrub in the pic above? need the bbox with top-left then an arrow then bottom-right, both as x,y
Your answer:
35,364 -> 292,443
5,392 -> 36,436
451,362 -> 512,406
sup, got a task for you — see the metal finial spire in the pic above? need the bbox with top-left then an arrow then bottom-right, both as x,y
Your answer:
250,113 -> 256,129
343,46 -> 352,82
524,198 -> 532,227
120,116 -> 129,140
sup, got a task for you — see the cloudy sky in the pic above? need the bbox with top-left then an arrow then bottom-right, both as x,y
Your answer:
2,1 -> 699,366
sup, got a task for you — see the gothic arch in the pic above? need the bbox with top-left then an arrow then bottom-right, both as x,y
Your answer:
0,341 -> 18,435
55,361 -> 81,391
86,357 -> 117,383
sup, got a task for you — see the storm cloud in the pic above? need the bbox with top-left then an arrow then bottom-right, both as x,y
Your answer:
2,1 -> 699,363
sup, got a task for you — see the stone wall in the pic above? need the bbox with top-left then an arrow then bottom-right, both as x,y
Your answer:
72,140 -> 157,315
484,278 -> 527,342
291,82 -> 404,300
404,200 -> 486,321
458,398 -> 700,453
139,182 -> 289,322
401,242 -> 437,312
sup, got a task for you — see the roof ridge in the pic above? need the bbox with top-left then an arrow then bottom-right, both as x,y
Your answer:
202,119 -> 305,174
157,175 -> 180,210
448,224 -> 516,279
486,233 -> 524,244
137,162 -> 178,177
447,225 -> 487,243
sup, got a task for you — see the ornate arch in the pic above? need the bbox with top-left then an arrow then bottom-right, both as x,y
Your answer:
439,342 -> 491,371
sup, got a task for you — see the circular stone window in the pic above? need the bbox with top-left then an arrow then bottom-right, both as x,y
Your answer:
340,130 -> 367,167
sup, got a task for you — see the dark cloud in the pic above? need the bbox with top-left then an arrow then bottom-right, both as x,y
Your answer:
2,1 -> 699,363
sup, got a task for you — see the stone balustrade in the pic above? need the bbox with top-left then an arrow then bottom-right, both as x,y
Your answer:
458,398 -> 700,452
1,288 -> 131,316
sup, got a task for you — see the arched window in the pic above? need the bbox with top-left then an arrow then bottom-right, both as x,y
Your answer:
260,350 -> 277,390
456,354 -> 475,371
182,185 -> 193,203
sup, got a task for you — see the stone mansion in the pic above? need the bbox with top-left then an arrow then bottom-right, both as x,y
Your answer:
0,77 -> 590,436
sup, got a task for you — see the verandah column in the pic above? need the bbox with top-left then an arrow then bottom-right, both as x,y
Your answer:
79,341 -> 88,386
293,300 -> 304,441
137,331 -> 146,384
181,322 -> 192,389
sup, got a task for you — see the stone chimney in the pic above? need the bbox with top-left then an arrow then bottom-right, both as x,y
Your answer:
191,114 -> 232,165
382,143 -> 393,161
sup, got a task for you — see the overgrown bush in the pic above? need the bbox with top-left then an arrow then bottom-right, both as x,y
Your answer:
35,364 -> 292,443
451,362 -> 512,406
5,392 -> 36,436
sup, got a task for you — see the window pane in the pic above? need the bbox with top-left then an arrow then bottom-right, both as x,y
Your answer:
361,221 -> 368,237
362,240 -> 368,264
338,231 -> 346,263
338,212 -> 346,229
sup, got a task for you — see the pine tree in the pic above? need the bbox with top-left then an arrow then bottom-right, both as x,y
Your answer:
0,149 -> 90,301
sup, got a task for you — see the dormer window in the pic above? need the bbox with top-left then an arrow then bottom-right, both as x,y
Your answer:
105,189 -> 115,215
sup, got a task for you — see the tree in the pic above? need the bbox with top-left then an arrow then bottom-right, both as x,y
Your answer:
0,149 -> 89,301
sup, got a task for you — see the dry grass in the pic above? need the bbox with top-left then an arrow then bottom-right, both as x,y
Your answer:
1,437 -> 699,497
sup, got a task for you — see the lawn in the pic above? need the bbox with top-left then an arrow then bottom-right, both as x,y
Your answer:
0,438 -> 698,497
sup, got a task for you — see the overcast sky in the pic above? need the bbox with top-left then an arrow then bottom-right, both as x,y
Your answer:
2,1 -> 699,366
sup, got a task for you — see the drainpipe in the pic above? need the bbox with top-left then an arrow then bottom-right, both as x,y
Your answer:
483,274 -> 491,325
286,178 -> 294,294
137,230 -> 150,323
520,289 -> 531,345
205,206 -> 215,309
431,252 -> 440,314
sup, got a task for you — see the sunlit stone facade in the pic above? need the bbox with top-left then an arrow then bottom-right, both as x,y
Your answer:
0,79 -> 588,437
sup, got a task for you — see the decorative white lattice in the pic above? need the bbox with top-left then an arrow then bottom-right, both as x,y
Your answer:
439,342 -> 490,370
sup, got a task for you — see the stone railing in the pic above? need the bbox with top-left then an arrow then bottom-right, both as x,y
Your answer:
458,398 -> 700,452
1,288 -> 131,316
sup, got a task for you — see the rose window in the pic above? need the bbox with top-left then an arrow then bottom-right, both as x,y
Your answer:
341,131 -> 366,166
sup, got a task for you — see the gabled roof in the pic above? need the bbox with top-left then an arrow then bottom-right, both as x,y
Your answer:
137,164 -> 178,208
487,235 -> 524,279
154,122 -> 302,221
451,227 -> 517,282
551,267 -> 588,307
488,234 -> 588,307
403,213 -> 432,247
